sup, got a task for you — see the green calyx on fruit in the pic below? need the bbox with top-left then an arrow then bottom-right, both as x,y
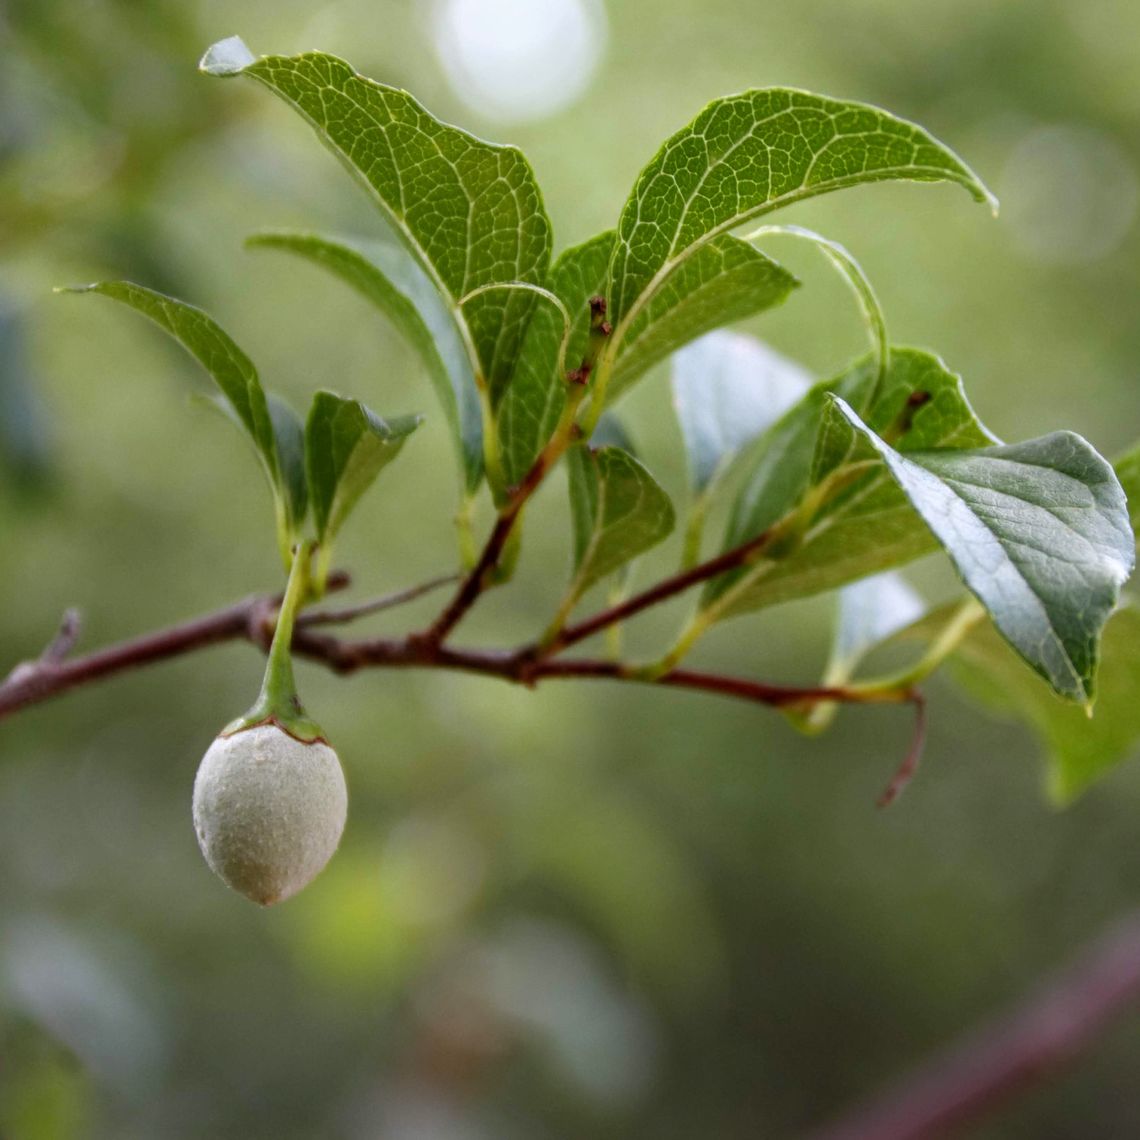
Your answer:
193,539 -> 347,904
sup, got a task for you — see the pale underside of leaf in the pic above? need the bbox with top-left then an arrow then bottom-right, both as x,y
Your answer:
830,571 -> 927,680
671,330 -> 812,496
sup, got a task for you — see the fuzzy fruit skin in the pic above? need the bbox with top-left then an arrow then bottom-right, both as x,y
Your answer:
192,723 -> 347,905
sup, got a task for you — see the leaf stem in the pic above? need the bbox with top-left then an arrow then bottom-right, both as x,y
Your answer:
541,526 -> 776,657
477,382 -> 508,494
263,544 -> 311,702
604,577 -> 629,660
231,540 -> 323,738
745,224 -> 889,408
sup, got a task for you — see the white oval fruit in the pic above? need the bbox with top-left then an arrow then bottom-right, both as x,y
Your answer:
192,724 -> 348,906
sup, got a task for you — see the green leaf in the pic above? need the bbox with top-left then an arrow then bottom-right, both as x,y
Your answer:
706,348 -> 997,614
970,606 -> 1140,803
305,390 -> 422,543
498,232 -> 614,490
248,231 -> 482,493
566,444 -> 675,600
672,330 -> 810,496
826,398 -> 1134,703
603,235 -> 798,409
584,415 -> 641,591
498,231 -> 797,488
606,89 -> 996,346
205,39 -> 552,409
268,395 -> 308,530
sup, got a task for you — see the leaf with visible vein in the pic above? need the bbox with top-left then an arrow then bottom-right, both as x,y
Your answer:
606,88 -> 994,360
567,444 -> 675,600
499,232 -> 797,487
248,231 -> 482,493
705,348 -> 997,614
305,390 -> 422,543
603,235 -> 797,408
203,37 -> 552,410
498,233 -> 614,490
825,398 -> 1134,703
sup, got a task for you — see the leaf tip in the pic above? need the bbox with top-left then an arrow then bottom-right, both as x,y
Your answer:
200,36 -> 256,77
954,161 -> 998,215
53,284 -> 98,296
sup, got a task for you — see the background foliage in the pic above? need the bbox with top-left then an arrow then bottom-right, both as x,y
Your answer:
2,1 -> 1140,1137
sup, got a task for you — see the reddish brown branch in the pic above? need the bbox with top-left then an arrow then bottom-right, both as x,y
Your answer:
0,572 -> 351,721
877,691 -> 927,808
421,495 -> 530,647
547,527 -> 775,654
0,594 -> 268,719
807,911 -> 1140,1140
0,578 -> 913,730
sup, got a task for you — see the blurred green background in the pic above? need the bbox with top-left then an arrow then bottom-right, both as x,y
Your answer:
3,1 -> 1140,1137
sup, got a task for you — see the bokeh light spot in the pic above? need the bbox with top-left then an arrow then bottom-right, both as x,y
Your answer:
432,0 -> 607,124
